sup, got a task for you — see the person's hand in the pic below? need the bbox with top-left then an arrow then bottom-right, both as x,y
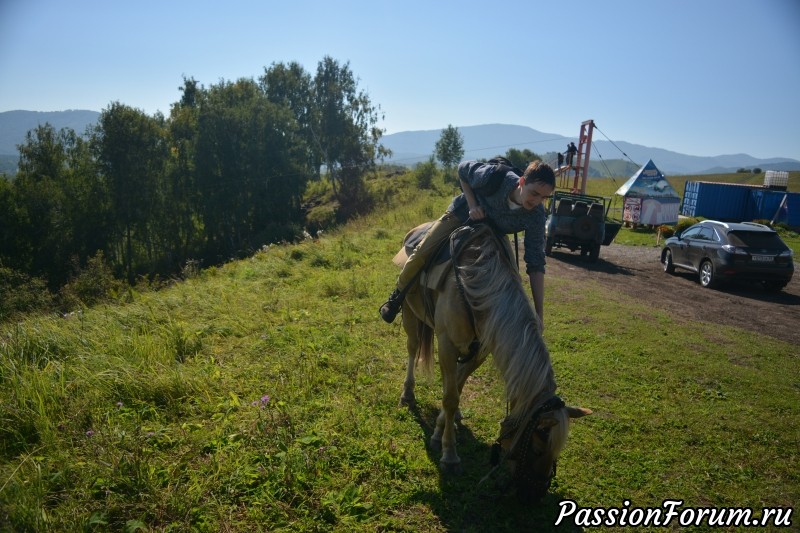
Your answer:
468,205 -> 486,220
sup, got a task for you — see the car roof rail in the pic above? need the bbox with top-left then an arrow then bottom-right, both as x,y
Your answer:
700,219 -> 728,229
740,221 -> 771,230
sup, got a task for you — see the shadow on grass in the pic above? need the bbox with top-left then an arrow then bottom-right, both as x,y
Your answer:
403,402 -> 585,533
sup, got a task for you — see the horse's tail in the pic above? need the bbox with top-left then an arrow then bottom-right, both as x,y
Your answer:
415,320 -> 435,376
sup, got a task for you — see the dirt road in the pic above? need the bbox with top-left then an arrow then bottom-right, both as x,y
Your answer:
545,243 -> 800,347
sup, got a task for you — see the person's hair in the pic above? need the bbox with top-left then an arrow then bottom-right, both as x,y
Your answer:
522,160 -> 555,188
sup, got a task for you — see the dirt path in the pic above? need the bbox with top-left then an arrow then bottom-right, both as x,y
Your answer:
544,243 -> 800,347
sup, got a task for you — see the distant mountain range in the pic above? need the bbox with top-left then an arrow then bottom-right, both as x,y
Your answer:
2,111 -> 798,176
381,123 -> 800,176
0,110 -> 101,175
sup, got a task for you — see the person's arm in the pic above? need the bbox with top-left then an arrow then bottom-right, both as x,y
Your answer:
528,271 -> 545,333
523,206 -> 548,333
457,160 -> 499,221
459,178 -> 485,220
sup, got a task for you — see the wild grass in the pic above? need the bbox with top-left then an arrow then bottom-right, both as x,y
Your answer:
1,174 -> 798,531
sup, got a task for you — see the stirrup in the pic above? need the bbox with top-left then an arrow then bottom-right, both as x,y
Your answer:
379,289 -> 403,323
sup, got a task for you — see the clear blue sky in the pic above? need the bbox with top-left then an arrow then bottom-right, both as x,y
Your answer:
1,0 -> 799,160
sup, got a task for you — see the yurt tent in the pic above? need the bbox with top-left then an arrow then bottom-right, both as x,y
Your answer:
615,159 -> 680,225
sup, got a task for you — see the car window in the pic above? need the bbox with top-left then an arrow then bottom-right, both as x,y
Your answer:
682,227 -> 702,239
728,231 -> 787,249
699,228 -> 716,241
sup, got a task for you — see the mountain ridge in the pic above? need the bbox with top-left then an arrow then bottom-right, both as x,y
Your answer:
2,111 -> 798,176
381,123 -> 800,175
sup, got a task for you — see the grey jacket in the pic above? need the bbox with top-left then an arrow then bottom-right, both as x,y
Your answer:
449,160 -> 547,274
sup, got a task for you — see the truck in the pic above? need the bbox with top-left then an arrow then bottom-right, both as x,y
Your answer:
544,120 -> 622,262
545,191 -> 620,261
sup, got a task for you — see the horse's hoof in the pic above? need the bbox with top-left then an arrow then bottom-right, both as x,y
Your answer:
399,395 -> 416,408
439,461 -> 463,476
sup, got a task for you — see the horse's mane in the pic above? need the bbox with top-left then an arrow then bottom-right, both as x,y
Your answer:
454,225 -> 568,454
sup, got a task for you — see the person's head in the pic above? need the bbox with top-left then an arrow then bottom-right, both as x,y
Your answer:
517,161 -> 555,210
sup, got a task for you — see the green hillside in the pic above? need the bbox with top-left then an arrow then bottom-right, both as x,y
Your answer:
1,171 -> 797,531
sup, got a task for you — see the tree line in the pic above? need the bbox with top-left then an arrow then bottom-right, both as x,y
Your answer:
0,57 -> 388,310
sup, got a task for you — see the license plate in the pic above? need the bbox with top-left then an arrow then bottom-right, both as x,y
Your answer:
751,255 -> 774,262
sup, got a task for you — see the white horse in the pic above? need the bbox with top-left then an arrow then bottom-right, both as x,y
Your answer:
396,222 -> 591,501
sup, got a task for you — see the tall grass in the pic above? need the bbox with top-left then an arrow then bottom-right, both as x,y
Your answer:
1,172 -> 797,531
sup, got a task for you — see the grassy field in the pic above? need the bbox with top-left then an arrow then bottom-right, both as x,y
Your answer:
1,173 -> 798,531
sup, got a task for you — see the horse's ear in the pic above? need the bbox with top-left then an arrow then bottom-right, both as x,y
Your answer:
566,406 -> 592,418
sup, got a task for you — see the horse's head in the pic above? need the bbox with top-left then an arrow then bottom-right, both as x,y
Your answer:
498,397 -> 591,503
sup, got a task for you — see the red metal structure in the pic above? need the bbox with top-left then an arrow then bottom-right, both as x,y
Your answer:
572,119 -> 595,194
556,119 -> 595,195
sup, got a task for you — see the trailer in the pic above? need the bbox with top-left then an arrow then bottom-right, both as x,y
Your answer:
545,120 -> 622,261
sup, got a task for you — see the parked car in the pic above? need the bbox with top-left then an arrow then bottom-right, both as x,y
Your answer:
661,220 -> 794,290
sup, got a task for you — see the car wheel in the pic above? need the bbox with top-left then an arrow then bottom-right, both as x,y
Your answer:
588,243 -> 600,262
545,235 -> 554,256
699,260 -> 718,288
762,280 -> 787,292
662,249 -> 675,274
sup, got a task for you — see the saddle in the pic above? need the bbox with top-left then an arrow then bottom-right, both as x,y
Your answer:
393,222 -> 511,291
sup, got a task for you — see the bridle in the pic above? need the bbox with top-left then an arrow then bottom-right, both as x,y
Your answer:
490,395 -> 565,488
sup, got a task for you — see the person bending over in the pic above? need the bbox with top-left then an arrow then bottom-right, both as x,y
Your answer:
379,159 -> 555,331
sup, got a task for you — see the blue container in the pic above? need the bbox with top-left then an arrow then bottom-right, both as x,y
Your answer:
751,189 -> 800,226
681,182 -> 760,221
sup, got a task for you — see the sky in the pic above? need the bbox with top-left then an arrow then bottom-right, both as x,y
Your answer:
1,0 -> 799,161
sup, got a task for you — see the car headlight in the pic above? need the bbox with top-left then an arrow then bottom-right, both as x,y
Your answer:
778,249 -> 794,257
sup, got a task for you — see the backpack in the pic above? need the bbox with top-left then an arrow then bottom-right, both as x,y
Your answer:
465,156 -> 524,197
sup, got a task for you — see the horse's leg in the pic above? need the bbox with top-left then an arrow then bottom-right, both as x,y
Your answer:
453,354 -> 485,421
399,318 -> 418,408
432,335 -> 462,473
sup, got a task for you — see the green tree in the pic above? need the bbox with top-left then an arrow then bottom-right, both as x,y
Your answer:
260,62 -> 316,176
415,156 -> 439,189
163,77 -> 203,270
434,124 -> 464,183
503,148 -> 541,170
194,78 -> 309,258
95,102 -> 168,283
309,57 -> 389,216
12,124 -> 106,286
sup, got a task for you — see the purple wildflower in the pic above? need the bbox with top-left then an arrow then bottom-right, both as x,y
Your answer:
253,395 -> 271,409
85,430 -> 95,437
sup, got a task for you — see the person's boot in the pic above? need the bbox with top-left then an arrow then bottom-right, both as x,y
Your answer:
379,288 -> 404,323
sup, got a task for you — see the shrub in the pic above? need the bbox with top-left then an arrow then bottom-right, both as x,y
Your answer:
414,157 -> 438,189
58,252 -> 124,310
674,217 -> 700,235
0,267 -> 54,321
657,225 -> 675,238
306,203 -> 338,234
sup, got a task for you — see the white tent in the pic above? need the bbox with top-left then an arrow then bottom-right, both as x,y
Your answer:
615,159 -> 680,225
